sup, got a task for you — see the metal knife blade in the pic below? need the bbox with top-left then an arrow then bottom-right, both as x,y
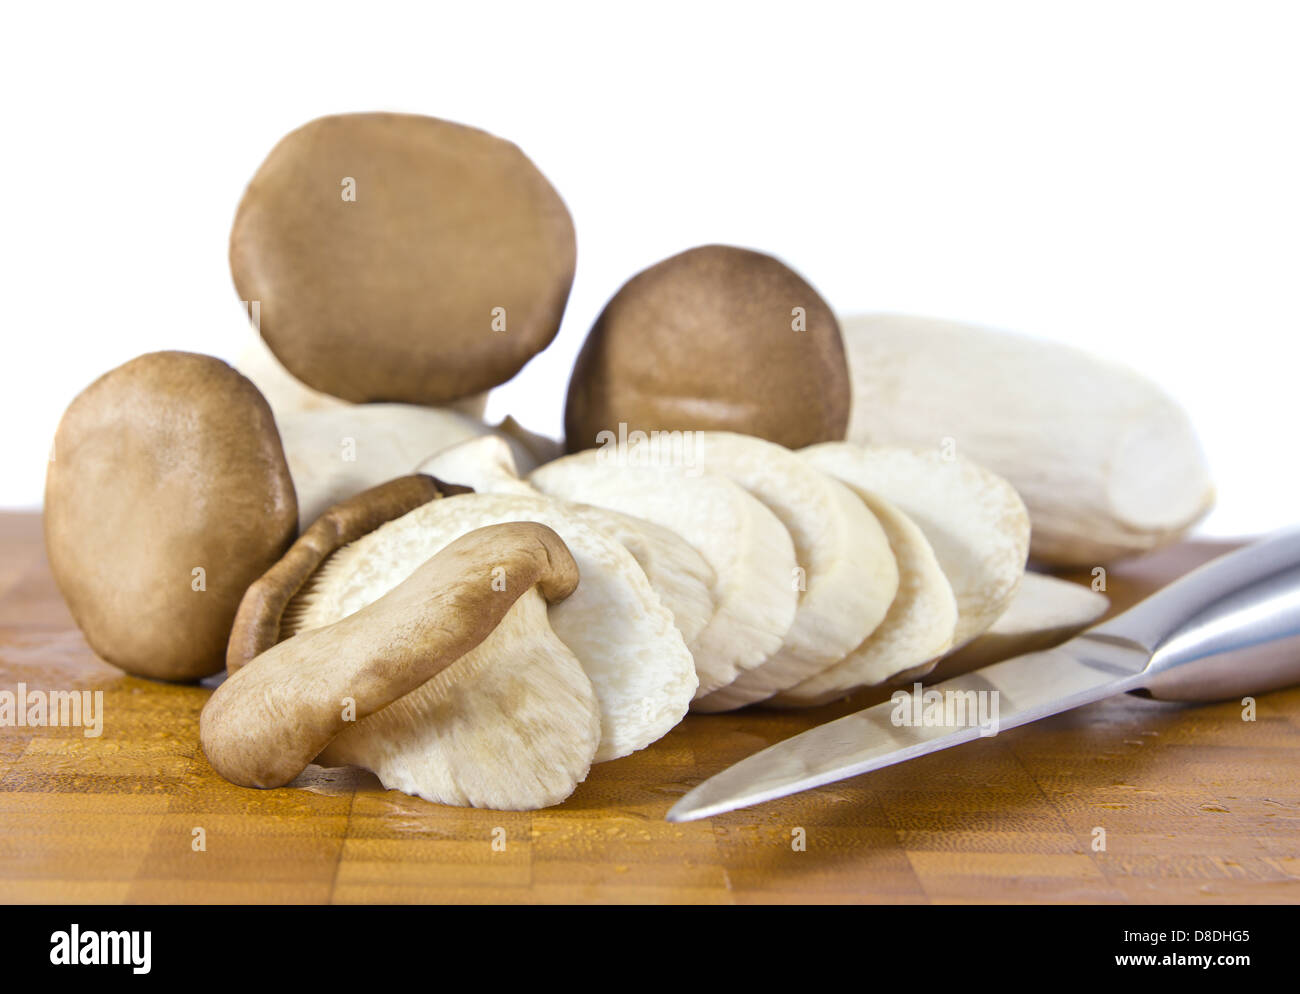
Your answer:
665,632 -> 1151,822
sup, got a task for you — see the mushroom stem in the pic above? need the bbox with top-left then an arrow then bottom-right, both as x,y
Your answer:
842,314 -> 1213,566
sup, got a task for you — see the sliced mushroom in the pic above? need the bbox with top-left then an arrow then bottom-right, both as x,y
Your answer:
202,522 -> 600,811
841,313 -> 1214,566
44,351 -> 298,681
928,572 -> 1110,680
529,452 -> 799,696
689,432 -> 899,712
801,443 -> 1031,648
771,489 -> 958,707
419,437 -> 716,653
239,489 -> 697,763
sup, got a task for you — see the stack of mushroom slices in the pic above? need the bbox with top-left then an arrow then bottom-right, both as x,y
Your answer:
487,428 -> 1104,702
202,430 -> 1112,812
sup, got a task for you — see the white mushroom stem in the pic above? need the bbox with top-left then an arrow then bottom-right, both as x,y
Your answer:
234,331 -> 489,419
841,314 -> 1214,567
275,405 -> 541,530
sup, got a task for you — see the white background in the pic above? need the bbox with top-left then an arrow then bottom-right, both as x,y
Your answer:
3,1 -> 1296,537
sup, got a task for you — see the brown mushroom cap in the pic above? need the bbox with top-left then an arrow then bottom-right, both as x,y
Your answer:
563,244 -> 850,452
230,112 -> 577,405
43,351 -> 298,681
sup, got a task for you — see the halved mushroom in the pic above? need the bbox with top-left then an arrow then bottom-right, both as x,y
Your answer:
529,452 -> 799,696
770,489 -> 959,707
688,432 -> 899,712
44,351 -> 298,681
419,437 -> 717,654
203,522 -> 600,810
234,487 -> 697,764
801,443 -> 1031,648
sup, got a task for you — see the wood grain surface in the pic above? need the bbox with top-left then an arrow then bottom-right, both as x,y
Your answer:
1,511 -> 1297,904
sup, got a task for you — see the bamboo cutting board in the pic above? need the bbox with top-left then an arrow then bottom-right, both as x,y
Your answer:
0,511 -> 1297,904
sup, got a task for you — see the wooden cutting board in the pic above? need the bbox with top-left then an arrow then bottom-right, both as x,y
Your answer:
1,511 -> 1297,904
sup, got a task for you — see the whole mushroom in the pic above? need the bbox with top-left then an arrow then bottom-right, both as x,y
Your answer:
230,111 -> 577,407
44,351 -> 299,681
564,244 -> 850,452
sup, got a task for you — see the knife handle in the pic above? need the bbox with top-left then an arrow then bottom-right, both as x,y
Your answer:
1090,529 -> 1300,702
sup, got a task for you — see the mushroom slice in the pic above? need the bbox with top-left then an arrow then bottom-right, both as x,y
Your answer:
44,351 -> 298,682
771,490 -> 959,707
688,432 -> 899,712
277,404 -> 540,529
202,521 -> 600,811
420,437 -> 716,651
801,443 -> 1031,648
286,491 -> 697,762
529,453 -> 798,696
928,573 -> 1110,681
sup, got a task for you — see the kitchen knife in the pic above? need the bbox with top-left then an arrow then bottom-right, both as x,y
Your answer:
666,529 -> 1300,822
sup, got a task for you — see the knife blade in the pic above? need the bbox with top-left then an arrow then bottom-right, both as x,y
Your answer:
666,530 -> 1300,823
665,634 -> 1149,822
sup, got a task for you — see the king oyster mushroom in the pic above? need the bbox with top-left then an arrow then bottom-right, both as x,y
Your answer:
206,521 -> 600,810
564,244 -> 851,452
840,313 -> 1214,567
44,351 -> 300,681
230,112 -> 576,408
